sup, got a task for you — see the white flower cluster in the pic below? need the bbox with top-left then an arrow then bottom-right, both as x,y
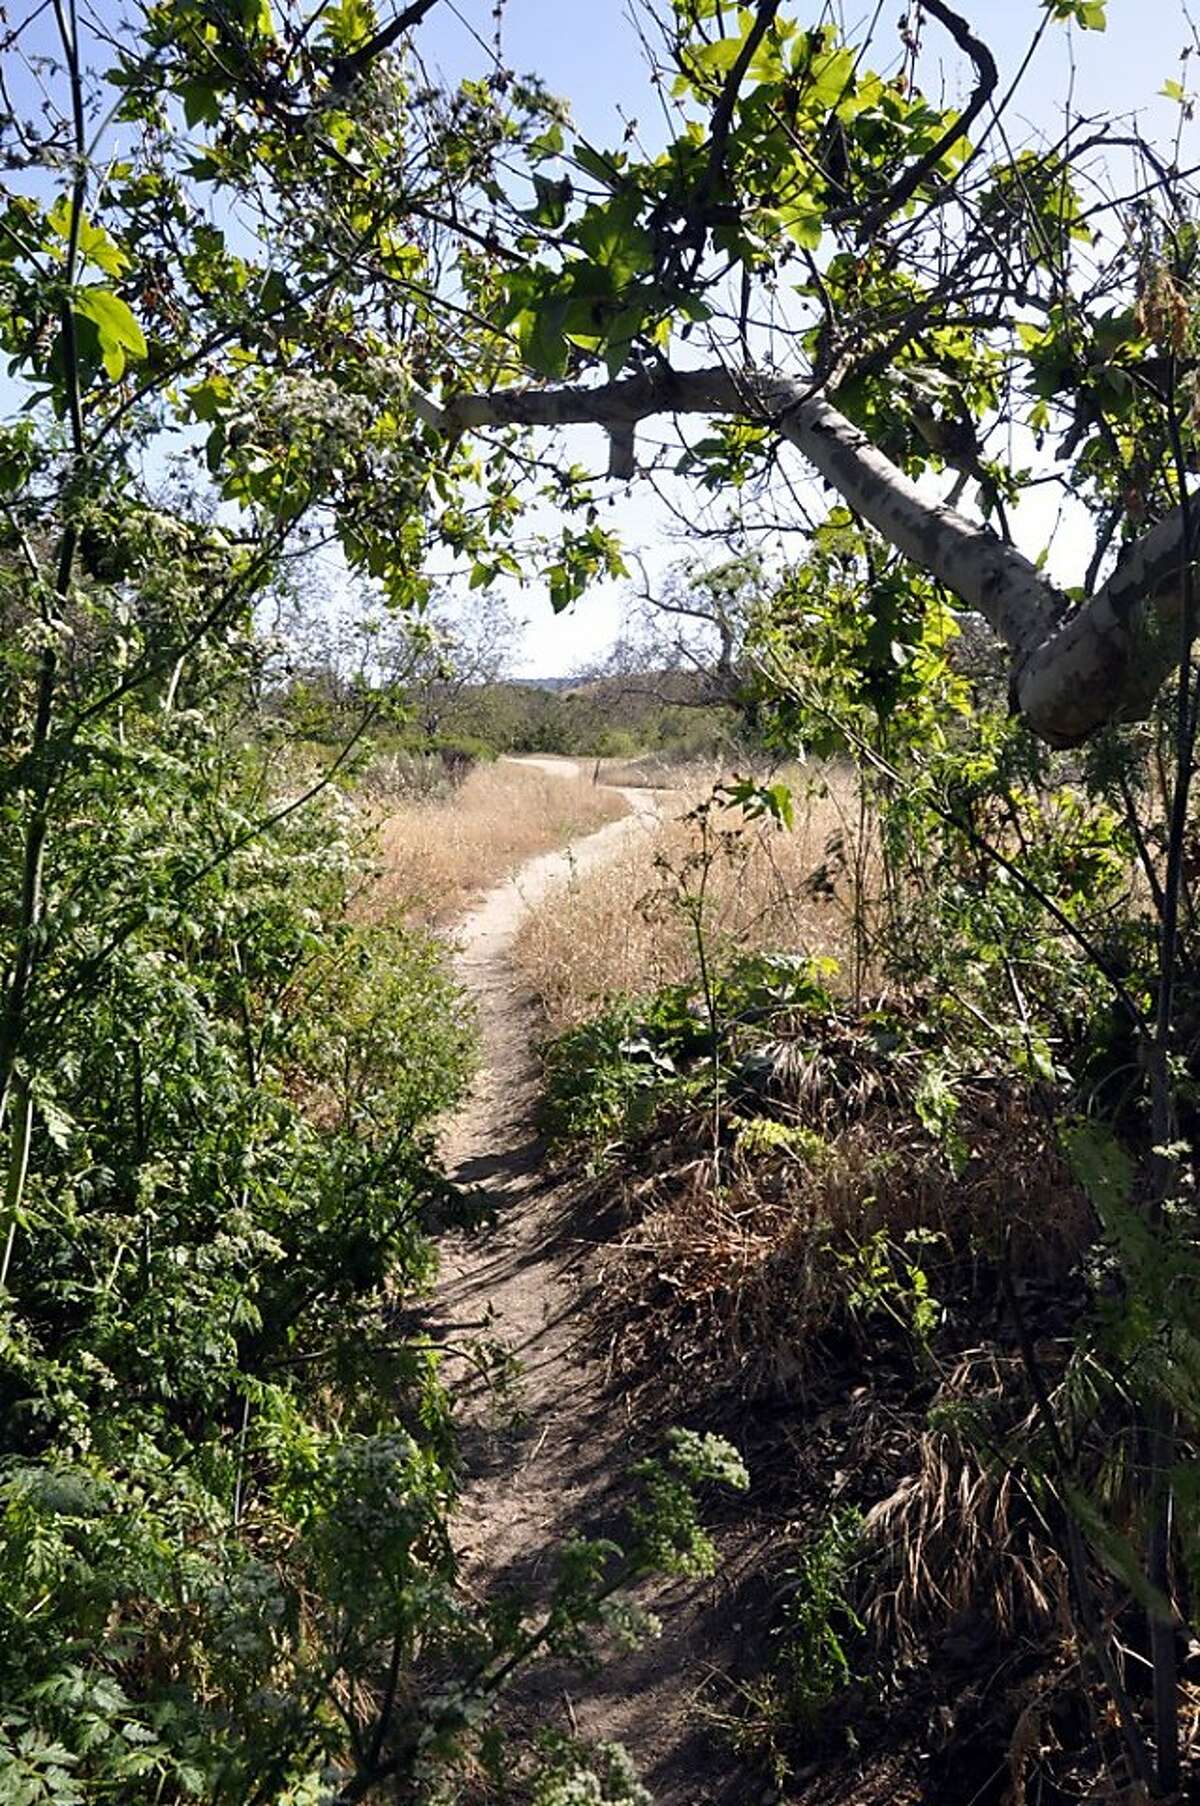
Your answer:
230,373 -> 373,476
327,1430 -> 424,1540
530,1741 -> 652,1806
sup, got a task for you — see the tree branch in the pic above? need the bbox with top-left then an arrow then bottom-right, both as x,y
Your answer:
328,0 -> 441,89
697,1 -> 782,210
843,0 -> 997,239
413,363 -> 1197,748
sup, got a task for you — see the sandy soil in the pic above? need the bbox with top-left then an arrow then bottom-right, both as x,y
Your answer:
426,759 -> 753,1802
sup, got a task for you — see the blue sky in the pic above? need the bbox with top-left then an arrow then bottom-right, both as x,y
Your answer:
421,0 -> 1193,147
411,0 -> 1199,675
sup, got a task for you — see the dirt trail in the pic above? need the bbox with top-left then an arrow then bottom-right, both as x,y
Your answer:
428,758 -> 743,1803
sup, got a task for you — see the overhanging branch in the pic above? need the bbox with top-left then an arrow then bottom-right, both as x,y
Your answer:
843,0 -> 998,239
412,365 -> 1193,747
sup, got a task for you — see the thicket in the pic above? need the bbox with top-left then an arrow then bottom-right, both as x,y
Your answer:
0,614 -> 482,1798
537,514 -> 1200,1794
279,673 -> 748,771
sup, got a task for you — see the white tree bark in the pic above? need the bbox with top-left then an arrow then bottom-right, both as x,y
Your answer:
412,366 -> 1193,747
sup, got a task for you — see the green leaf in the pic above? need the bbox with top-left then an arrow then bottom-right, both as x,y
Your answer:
778,195 -> 823,250
803,46 -> 855,110
692,36 -> 747,77
319,0 -> 377,53
180,80 -> 221,128
524,173 -> 573,229
529,121 -> 565,162
47,199 -> 129,277
243,0 -> 275,35
573,143 -> 625,190
1043,0 -> 1107,26
573,194 -> 652,283
73,287 -> 147,380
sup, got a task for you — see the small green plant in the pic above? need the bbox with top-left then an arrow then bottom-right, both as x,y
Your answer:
704,1509 -> 865,1788
539,986 -> 707,1160
838,1226 -> 946,1351
773,1510 -> 866,1727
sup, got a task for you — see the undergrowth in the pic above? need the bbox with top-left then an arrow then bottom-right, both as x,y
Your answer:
541,951 -> 1091,1402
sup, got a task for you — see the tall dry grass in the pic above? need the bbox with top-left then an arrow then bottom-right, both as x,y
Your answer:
369,757 -> 627,925
513,765 -> 876,1033
594,752 -> 738,791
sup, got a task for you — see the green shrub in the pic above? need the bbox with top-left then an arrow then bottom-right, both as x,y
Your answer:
710,1510 -> 865,1787
590,727 -> 642,760
0,691 -> 479,1800
540,955 -> 836,1161
539,990 -> 700,1159
432,731 -> 497,767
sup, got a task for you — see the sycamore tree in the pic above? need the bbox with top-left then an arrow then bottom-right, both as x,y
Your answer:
402,0 -> 1200,754
5,0 -> 1193,809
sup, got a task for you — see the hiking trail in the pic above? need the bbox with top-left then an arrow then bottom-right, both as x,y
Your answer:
427,757 -> 748,1804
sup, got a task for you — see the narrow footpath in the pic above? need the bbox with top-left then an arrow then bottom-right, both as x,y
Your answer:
426,758 -> 748,1803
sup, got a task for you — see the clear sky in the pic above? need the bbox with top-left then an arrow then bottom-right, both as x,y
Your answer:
412,0 -> 1199,676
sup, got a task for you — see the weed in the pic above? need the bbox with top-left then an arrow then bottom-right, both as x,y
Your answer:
702,1510 -> 865,1787
837,1225 -> 946,1353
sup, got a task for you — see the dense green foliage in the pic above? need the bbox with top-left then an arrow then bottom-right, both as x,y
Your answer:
0,0 -> 755,1795
541,952 -> 835,1160
282,672 -> 747,768
0,599 -> 482,1795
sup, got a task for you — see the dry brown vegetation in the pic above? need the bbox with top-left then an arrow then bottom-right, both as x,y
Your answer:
594,752 -> 746,790
513,763 -> 877,1035
588,1015 -> 1093,1405
512,763 -> 1095,1410
368,757 -> 627,924
863,1348 -> 1069,1654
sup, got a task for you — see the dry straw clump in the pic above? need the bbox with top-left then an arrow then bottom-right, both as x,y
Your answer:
863,1349 -> 1069,1654
514,765 -> 871,1035
368,757 -> 627,925
591,1028 -> 1093,1407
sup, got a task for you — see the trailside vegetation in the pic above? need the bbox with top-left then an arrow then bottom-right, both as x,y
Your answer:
0,1 -> 749,1800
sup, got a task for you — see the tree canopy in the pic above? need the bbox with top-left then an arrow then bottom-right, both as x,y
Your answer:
6,0 -> 1199,757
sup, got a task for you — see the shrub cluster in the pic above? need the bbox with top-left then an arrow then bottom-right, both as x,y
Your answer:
0,676 -> 479,1800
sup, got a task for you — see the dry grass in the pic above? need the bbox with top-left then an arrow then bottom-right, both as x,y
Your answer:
368,757 -> 627,925
514,763 -> 878,1035
513,759 -> 1098,1406
590,1023 -> 1094,1404
595,752 -> 742,790
863,1349 -> 1069,1652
